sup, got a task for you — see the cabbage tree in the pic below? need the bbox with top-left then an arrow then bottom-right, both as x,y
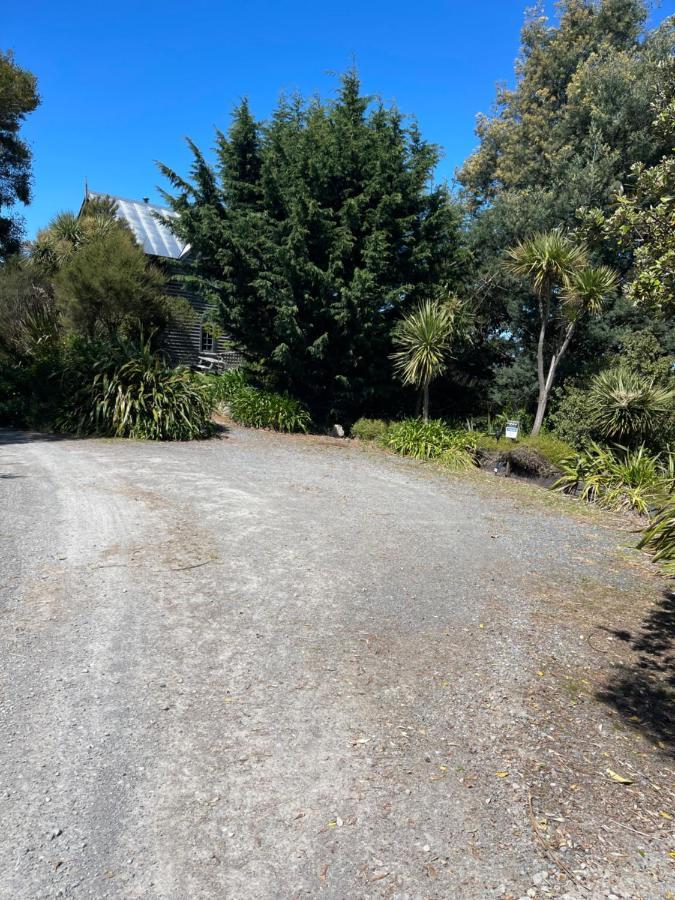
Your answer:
390,297 -> 466,422
508,229 -> 617,435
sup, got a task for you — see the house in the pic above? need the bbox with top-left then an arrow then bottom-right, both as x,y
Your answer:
81,190 -> 243,369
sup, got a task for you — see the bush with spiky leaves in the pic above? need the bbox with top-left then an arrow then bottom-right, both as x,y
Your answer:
193,369 -> 248,406
588,368 -> 673,444
58,337 -> 215,440
228,387 -> 311,433
554,442 -> 669,516
383,418 -> 479,470
638,503 -> 675,577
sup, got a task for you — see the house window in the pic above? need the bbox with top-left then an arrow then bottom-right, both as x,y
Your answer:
200,326 -> 214,353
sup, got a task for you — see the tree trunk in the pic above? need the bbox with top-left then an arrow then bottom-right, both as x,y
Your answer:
422,383 -> 429,423
531,289 -> 549,437
530,318 -> 577,437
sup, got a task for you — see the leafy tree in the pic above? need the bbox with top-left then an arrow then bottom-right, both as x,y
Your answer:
0,51 -> 39,259
458,1 -> 674,414
507,229 -> 617,434
459,1 -> 672,228
34,198 -> 171,339
53,228 -> 168,338
159,71 -> 464,419
390,298 -> 466,421
587,65 -> 675,314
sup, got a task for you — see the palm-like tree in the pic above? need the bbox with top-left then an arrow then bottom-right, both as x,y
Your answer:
390,297 -> 464,421
508,230 -> 617,435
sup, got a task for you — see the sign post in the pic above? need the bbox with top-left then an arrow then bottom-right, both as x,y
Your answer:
505,420 -> 520,440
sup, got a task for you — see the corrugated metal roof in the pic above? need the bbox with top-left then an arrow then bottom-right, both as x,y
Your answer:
86,191 -> 190,260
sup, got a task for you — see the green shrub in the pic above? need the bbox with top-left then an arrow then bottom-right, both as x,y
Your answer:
549,383 -> 595,448
193,369 -> 248,406
518,433 -> 575,468
554,442 -> 668,515
229,386 -> 311,433
638,502 -> 675,577
588,368 -> 674,445
383,418 -> 479,469
351,418 -> 389,442
58,338 -> 215,440
475,431 -> 573,468
0,363 -> 30,425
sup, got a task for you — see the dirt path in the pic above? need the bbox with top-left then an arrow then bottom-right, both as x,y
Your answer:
0,427 -> 672,899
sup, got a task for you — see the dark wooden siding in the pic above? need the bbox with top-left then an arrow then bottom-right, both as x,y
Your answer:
160,276 -> 244,369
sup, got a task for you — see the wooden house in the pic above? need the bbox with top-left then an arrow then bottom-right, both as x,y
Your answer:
82,190 -> 242,370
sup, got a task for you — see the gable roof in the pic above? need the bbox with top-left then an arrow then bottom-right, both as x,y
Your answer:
85,191 -> 190,260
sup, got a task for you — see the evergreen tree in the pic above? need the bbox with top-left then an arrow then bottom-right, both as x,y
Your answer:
457,1 -> 674,416
159,71 -> 464,419
0,50 -> 40,259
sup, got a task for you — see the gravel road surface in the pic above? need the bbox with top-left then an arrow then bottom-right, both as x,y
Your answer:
0,426 -> 672,899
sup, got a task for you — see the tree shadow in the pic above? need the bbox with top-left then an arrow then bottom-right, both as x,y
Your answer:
596,589 -> 674,756
0,428 -> 74,446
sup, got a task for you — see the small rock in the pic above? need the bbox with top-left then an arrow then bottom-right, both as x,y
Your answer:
50,828 -> 62,840
331,424 -> 345,438
532,871 -> 548,886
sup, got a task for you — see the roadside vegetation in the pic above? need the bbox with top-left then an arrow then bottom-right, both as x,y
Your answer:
0,1 -> 672,570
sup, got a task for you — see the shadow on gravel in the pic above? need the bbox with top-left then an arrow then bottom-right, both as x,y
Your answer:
597,589 -> 674,755
0,429 -> 74,446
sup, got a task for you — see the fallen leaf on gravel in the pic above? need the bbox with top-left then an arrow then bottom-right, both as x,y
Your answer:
659,811 -> 672,820
669,851 -> 675,860
606,769 -> 633,784
495,771 -> 509,778
537,671 -> 545,677
326,820 -> 337,828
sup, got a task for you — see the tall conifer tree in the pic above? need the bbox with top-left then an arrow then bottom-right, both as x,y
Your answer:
159,71 -> 463,418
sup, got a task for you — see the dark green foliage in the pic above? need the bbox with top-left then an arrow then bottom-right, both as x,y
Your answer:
350,417 -> 390,442
159,71 -> 464,420
549,382 -> 598,448
587,68 -> 675,314
457,1 -> 674,416
58,337 -> 215,440
53,222 -> 168,339
0,361 -> 30,424
550,332 -> 675,449
228,386 -> 311,433
0,51 -> 40,259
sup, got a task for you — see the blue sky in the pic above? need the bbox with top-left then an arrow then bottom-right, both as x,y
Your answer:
5,0 -> 671,239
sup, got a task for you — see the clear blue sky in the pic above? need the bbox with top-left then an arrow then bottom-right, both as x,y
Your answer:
5,0 -> 671,239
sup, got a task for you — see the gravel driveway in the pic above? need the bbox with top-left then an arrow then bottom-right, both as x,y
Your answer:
0,426 -> 672,899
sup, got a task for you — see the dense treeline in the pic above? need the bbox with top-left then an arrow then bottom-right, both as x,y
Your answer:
0,0 -> 673,446
159,72 -> 464,420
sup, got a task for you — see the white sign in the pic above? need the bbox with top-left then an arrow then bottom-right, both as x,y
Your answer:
505,420 -> 520,440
